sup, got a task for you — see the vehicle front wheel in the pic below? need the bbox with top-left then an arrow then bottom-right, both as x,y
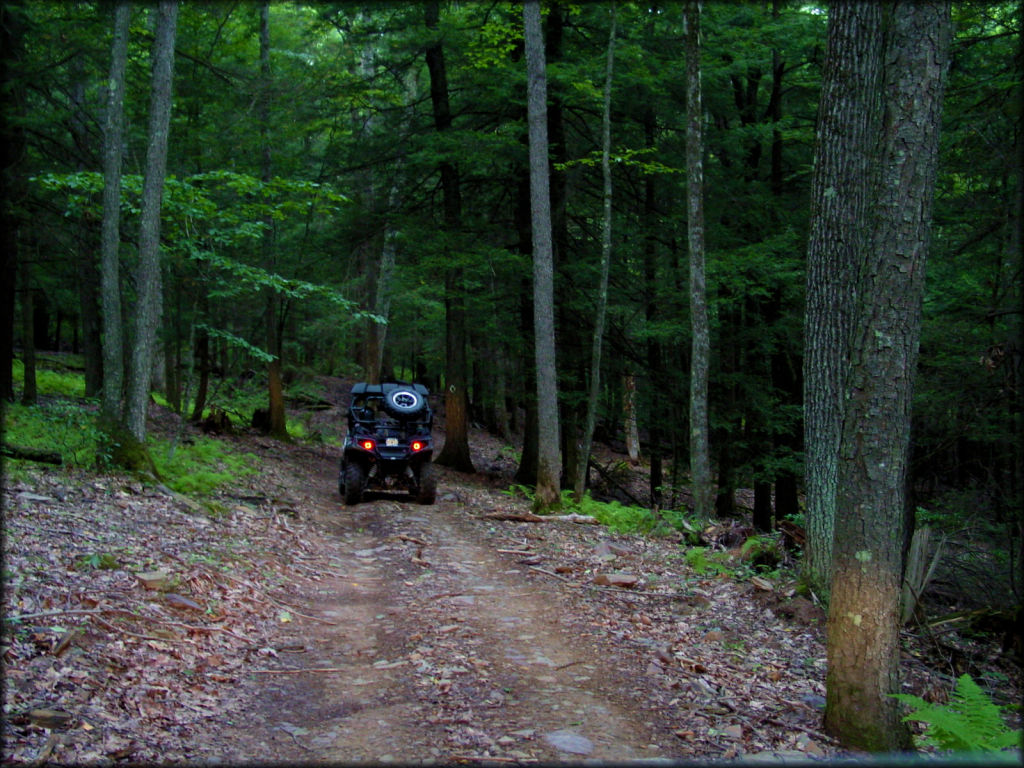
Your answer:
343,461 -> 365,506
416,462 -> 437,505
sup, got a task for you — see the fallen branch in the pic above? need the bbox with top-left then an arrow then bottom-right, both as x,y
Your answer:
526,566 -> 690,602
396,533 -> 430,546
480,510 -> 598,524
252,667 -> 349,674
2,445 -> 62,465
588,458 -> 644,507
761,716 -> 837,744
162,621 -> 250,643
88,612 -> 195,644
448,754 -> 537,765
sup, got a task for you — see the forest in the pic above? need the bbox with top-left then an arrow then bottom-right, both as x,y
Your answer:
0,0 -> 1021,755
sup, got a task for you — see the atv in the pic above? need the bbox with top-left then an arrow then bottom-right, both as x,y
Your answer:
338,381 -> 437,505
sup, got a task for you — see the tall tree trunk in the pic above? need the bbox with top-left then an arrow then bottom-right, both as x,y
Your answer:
258,1 -> 288,441
685,0 -> 713,521
802,0 -> 885,600
643,108 -> 663,508
0,1 -> 26,402
574,3 -> 617,502
99,0 -> 130,424
190,319 -> 210,422
124,0 -> 177,448
623,373 -> 640,464
19,254 -> 35,405
427,1 -> 475,473
825,0 -> 950,751
523,0 -> 561,511
70,63 -> 103,398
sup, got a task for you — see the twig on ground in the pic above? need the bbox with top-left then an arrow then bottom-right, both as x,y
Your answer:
252,667 -> 349,674
220,573 -> 339,625
448,754 -> 537,764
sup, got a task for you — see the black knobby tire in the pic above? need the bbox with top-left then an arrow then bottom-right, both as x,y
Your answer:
416,462 -> 437,505
383,388 -> 425,418
343,461 -> 365,505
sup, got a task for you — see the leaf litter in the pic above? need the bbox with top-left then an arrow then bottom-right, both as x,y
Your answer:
3,399 -> 1020,764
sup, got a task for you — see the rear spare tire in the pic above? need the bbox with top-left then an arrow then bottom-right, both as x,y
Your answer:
384,388 -> 425,418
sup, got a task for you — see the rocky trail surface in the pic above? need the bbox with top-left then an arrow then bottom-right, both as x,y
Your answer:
5,397 -> 1018,764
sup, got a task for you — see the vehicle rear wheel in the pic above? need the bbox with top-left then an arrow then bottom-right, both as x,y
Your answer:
416,462 -> 437,505
343,461 -> 365,505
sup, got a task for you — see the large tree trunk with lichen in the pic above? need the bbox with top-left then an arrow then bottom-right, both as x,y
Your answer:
802,0 -> 884,601
823,0 -> 950,751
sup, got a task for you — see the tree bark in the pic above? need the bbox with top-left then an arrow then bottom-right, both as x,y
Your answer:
70,61 -> 103,398
258,1 -> 288,441
824,0 -> 951,751
623,373 -> 640,464
125,0 -> 177,445
99,0 -> 130,424
684,0 -> 713,521
643,106 -> 663,508
523,0 -> 561,511
0,1 -> 27,402
574,3 -> 616,502
426,0 -> 475,474
19,255 -> 36,405
802,0 -> 885,600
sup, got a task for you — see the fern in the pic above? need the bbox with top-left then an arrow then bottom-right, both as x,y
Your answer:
892,674 -> 1021,753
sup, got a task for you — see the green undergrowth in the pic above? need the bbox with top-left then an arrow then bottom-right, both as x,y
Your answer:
892,673 -> 1021,756
150,435 -> 259,496
11,356 -> 87,397
504,486 -> 700,536
2,399 -> 107,469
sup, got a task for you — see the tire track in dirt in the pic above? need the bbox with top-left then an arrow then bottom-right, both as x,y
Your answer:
212,458 -> 685,763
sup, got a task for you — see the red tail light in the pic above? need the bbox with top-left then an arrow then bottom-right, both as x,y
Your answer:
359,439 -> 375,451
411,441 -> 424,452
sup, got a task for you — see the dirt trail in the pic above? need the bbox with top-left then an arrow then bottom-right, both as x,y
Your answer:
211,457 -> 684,763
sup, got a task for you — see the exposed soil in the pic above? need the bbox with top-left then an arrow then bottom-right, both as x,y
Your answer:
3,388 -> 1021,764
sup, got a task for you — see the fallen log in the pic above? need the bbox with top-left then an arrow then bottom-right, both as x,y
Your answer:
1,445 -> 63,465
481,510 -> 599,524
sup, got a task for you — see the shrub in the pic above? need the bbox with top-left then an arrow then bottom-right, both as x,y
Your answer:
892,674 -> 1021,755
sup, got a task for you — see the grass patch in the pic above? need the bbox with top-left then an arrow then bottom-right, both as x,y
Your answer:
502,486 -> 697,537
2,399 -> 107,468
12,357 -> 86,398
150,435 -> 259,496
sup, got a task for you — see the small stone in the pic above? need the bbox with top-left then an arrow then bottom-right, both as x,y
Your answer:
137,570 -> 171,591
164,593 -> 203,611
593,572 -> 639,588
723,724 -> 744,739
795,732 -> 825,757
544,730 -> 593,755
29,709 -> 74,729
